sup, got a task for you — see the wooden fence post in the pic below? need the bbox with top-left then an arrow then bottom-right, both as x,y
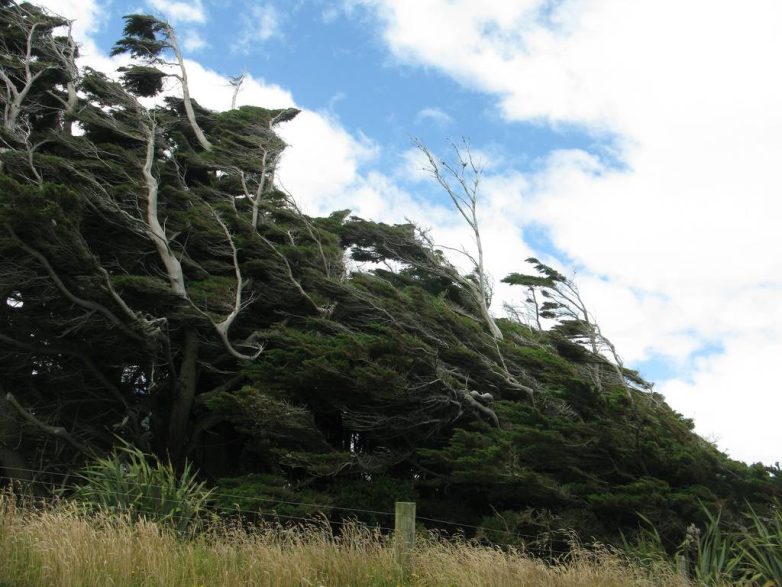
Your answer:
676,553 -> 688,580
395,501 -> 416,576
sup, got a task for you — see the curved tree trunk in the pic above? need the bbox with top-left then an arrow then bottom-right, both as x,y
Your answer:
167,27 -> 212,151
143,118 -> 187,297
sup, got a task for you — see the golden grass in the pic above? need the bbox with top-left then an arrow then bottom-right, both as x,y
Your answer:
0,493 -> 689,587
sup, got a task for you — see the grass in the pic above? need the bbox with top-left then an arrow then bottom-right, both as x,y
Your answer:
0,493 -> 686,587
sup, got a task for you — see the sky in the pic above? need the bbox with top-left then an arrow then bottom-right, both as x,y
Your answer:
36,0 -> 782,466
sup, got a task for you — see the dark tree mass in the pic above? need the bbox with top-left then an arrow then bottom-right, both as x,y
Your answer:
0,0 -> 778,548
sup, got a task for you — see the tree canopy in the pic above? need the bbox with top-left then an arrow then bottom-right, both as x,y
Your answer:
0,0 -> 779,548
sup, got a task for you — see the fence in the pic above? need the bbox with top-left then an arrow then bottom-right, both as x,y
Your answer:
1,466 -> 577,577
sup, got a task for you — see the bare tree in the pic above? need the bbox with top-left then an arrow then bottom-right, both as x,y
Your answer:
229,73 -> 246,110
415,139 -> 503,341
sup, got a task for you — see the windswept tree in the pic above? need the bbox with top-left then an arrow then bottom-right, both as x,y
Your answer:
0,2 -> 313,469
503,258 -> 649,395
228,73 -> 246,110
415,139 -> 502,341
0,0 -> 79,181
0,3 -> 520,475
111,14 -> 212,150
1,1 -> 777,552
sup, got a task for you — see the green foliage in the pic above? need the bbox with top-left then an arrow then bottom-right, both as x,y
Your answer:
621,515 -> 674,573
632,502 -> 782,585
111,14 -> 169,59
213,474 -> 332,519
0,0 -> 780,562
330,476 -> 416,526
67,443 -> 212,535
737,504 -> 782,584
204,385 -> 329,453
689,508 -> 741,585
508,345 -> 578,386
116,64 -> 166,96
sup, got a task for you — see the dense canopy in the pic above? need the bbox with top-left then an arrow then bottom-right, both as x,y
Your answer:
0,0 -> 778,548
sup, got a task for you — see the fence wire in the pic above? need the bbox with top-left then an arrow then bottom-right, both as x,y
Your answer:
1,468 -> 578,552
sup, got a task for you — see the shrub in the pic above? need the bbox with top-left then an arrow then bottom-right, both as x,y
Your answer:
67,442 -> 212,535
737,504 -> 782,585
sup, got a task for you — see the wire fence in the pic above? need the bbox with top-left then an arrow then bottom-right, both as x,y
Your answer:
1,474 -> 396,532
0,467 -> 578,554
0,467 -> 396,518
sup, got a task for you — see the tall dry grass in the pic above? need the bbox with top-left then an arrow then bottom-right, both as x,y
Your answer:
0,492 -> 687,587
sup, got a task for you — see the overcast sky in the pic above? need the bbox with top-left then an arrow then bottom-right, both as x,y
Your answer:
38,0 -> 782,466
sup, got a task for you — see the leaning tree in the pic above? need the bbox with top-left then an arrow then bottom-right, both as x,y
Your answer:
2,2 -> 778,551
0,1 -> 320,471
0,2 -> 523,478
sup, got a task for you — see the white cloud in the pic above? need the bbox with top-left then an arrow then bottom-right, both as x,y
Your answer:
233,4 -> 283,54
327,91 -> 347,113
146,0 -> 206,24
276,111 -> 379,213
395,148 -> 430,184
415,107 -> 453,127
182,30 -> 208,52
660,332 -> 782,465
357,0 -> 782,464
254,5 -> 281,40
35,0 -> 105,37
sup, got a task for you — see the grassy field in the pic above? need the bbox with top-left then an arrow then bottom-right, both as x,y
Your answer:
0,494 -> 687,587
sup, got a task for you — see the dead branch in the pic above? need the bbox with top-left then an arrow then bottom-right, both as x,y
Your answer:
208,207 -> 264,360
416,139 -> 502,340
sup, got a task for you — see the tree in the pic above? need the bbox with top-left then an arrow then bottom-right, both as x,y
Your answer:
0,0 -> 78,180
111,14 -> 212,150
415,139 -> 502,341
503,258 -> 649,396
0,1 -> 777,552
228,73 -> 246,110
0,3 -> 311,468
0,3 -> 514,473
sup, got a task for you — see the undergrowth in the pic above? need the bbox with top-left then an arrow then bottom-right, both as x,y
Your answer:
3,444 -> 779,586
0,491 -> 685,587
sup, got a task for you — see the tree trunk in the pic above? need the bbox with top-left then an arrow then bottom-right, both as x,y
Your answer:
0,394 -> 30,482
167,328 -> 199,461
143,119 -> 187,297
473,216 -> 502,340
168,28 -> 212,151
251,149 -> 271,229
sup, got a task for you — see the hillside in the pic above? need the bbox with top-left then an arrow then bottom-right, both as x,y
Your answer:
0,0 -> 779,552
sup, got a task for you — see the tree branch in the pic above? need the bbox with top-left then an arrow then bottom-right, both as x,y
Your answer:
4,392 -> 91,454
4,224 -> 145,343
